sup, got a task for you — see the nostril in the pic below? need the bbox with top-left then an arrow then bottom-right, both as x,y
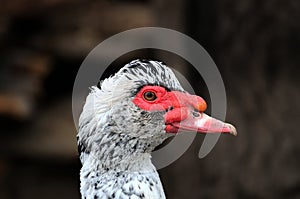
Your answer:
192,110 -> 200,117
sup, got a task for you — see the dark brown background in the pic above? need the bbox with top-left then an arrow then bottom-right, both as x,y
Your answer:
0,0 -> 299,199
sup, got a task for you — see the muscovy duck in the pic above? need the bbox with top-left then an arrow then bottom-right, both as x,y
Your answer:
77,59 -> 237,199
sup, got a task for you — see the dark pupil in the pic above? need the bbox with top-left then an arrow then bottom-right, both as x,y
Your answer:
144,91 -> 156,101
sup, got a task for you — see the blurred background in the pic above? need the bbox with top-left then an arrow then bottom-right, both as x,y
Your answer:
0,0 -> 299,198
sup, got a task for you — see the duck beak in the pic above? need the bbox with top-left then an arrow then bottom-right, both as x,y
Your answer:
164,91 -> 237,135
171,113 -> 237,136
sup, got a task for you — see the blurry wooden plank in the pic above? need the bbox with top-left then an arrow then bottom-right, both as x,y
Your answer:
0,51 -> 51,119
1,98 -> 77,159
0,0 -> 81,16
34,2 -> 156,57
0,95 -> 31,119
152,0 -> 185,31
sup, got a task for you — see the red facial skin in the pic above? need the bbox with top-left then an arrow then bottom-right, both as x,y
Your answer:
132,85 -> 238,136
132,86 -> 207,133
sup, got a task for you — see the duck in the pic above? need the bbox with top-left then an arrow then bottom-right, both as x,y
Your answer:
77,59 -> 237,199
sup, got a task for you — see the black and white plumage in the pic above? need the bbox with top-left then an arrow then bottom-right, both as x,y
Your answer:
77,59 -> 237,199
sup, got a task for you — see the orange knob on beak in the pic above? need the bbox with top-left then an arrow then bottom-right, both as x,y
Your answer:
195,96 -> 207,112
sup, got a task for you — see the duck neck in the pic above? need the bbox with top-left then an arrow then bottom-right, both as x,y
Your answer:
80,131 -> 159,174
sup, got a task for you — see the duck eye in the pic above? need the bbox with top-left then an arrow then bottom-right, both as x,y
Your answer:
143,91 -> 157,101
